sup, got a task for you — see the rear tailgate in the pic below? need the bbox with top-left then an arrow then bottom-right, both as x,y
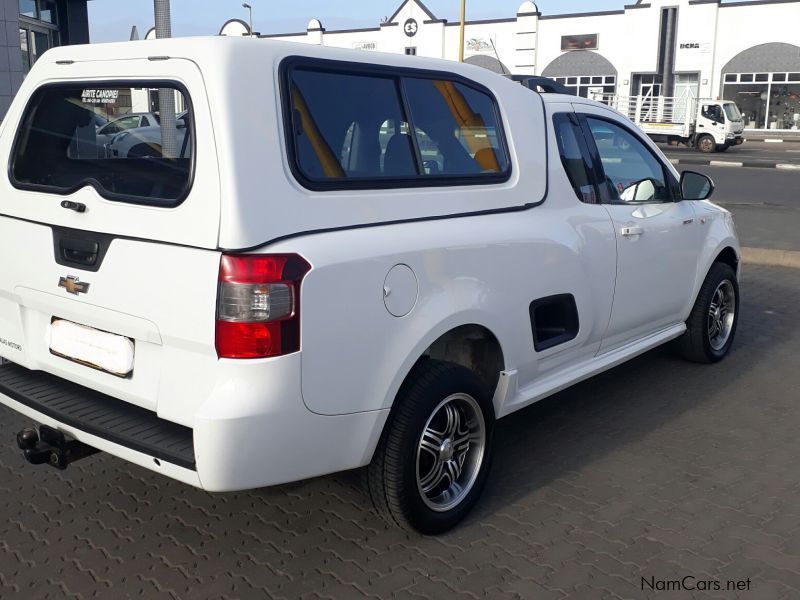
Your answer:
0,57 -> 222,427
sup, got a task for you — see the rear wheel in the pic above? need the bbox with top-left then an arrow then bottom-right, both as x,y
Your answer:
697,134 -> 716,153
679,262 -> 739,363
367,359 -> 494,534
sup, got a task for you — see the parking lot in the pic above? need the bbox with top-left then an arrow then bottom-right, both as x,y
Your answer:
2,149 -> 800,598
2,272 -> 800,598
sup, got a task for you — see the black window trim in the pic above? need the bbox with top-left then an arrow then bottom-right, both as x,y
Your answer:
552,111 -> 601,205
279,56 -> 513,192
8,79 -> 197,208
574,112 -> 679,205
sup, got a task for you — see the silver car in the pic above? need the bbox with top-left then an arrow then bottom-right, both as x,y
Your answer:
106,111 -> 190,158
95,112 -> 161,157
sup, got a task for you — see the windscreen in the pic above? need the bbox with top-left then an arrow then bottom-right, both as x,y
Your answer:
11,83 -> 193,206
723,103 -> 742,122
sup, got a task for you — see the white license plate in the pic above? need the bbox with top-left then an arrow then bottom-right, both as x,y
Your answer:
49,318 -> 135,378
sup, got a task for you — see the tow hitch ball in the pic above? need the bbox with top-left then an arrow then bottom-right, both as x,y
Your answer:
16,426 -> 99,470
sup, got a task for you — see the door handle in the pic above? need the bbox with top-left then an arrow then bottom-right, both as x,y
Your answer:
620,225 -> 644,237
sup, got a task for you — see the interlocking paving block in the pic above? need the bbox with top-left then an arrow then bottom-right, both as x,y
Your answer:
0,266 -> 799,598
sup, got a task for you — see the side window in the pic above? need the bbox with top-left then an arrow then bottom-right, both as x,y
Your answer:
701,104 -> 724,123
585,117 -> 670,203
553,113 -> 596,204
340,122 -> 357,170
403,77 -> 509,177
115,116 -> 140,131
284,63 -> 511,188
141,116 -> 150,127
415,127 -> 444,175
288,69 -> 414,181
100,122 -> 119,135
377,119 -> 412,174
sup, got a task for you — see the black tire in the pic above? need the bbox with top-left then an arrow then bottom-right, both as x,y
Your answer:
679,262 -> 739,363
367,359 -> 494,534
716,145 -> 729,152
697,134 -> 716,153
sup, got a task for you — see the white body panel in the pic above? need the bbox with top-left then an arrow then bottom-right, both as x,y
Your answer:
0,38 -> 740,492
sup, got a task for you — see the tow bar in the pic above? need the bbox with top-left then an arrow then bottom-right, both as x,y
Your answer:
16,425 -> 100,470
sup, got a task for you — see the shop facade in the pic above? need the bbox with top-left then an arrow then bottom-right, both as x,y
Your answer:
1,0 -> 90,117
224,0 -> 800,132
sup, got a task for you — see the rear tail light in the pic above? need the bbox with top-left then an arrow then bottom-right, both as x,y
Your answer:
215,254 -> 311,359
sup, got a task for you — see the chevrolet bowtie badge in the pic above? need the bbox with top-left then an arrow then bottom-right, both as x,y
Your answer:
59,275 -> 90,295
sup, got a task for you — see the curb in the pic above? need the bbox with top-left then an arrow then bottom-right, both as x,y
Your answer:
747,138 -> 800,144
742,247 -> 800,269
669,158 -> 800,170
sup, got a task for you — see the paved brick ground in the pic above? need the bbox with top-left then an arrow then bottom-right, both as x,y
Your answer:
1,266 -> 799,599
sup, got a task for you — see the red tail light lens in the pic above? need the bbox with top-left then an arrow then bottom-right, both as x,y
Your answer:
215,254 -> 311,359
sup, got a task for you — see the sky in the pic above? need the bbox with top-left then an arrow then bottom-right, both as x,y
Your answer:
88,0 -> 634,43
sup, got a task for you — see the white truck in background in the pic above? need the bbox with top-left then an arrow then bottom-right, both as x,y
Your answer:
610,95 -> 745,153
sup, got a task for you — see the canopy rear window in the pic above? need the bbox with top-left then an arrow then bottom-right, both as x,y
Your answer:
10,82 -> 194,206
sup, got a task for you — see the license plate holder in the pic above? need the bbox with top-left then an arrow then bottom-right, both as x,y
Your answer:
49,318 -> 135,378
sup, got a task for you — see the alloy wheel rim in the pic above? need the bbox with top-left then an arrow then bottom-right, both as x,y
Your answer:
708,279 -> 736,351
415,393 -> 486,513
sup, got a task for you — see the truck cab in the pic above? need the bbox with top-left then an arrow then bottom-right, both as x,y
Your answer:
696,100 -> 745,153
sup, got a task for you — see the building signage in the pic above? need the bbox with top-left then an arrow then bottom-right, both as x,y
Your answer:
561,34 -> 598,51
679,42 -> 712,54
466,38 -> 492,53
404,18 -> 418,37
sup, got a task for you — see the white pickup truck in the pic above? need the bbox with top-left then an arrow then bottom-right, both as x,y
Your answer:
612,96 -> 745,153
0,38 -> 740,534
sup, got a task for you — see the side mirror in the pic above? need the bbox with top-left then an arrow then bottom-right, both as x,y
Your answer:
680,170 -> 714,201
620,178 -> 657,202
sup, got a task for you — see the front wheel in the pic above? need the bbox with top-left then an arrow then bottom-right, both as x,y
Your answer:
697,134 -> 716,153
366,359 -> 494,534
679,262 -> 739,363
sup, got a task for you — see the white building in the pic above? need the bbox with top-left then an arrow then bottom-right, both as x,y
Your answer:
221,0 -> 800,131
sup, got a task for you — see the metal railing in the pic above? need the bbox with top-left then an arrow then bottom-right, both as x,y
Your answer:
601,95 -> 699,125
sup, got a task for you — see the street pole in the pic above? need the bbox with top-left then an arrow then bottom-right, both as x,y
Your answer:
154,0 -> 178,158
458,0 -> 466,62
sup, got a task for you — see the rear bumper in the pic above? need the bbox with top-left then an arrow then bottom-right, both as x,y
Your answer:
0,356 -> 389,492
0,386 -> 202,487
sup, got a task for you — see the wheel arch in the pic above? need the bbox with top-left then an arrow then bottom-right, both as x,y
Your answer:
363,318 -> 508,465
420,323 -> 506,399
714,246 -> 740,273
686,240 -> 740,320
387,319 -> 507,416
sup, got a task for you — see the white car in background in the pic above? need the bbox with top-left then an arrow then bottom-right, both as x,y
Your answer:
106,111 -> 190,158
94,112 -> 161,155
